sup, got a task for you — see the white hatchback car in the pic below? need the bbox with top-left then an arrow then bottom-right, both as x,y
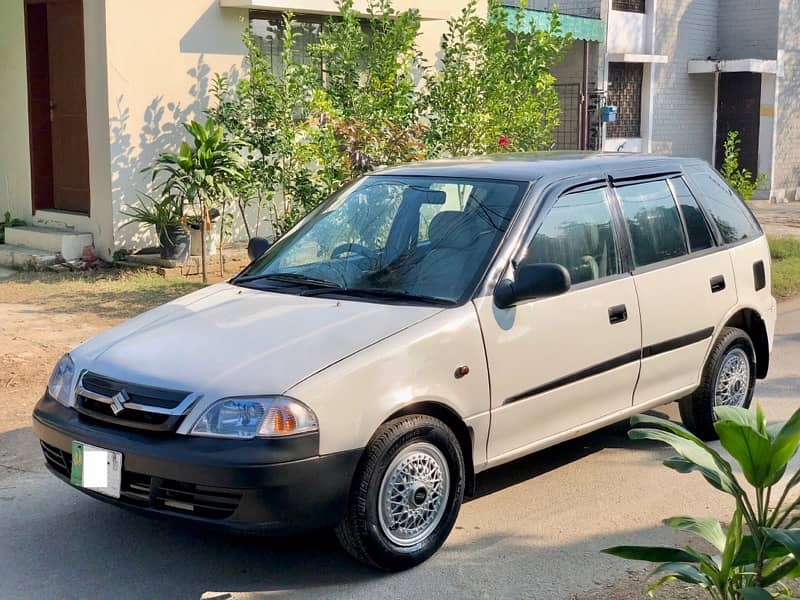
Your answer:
34,154 -> 775,570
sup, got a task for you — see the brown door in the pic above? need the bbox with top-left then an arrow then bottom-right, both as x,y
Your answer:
715,72 -> 761,176
25,0 -> 90,214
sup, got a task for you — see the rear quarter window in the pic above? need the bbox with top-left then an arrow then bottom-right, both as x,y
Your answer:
689,169 -> 761,244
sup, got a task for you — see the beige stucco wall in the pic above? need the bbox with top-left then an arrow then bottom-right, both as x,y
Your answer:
0,1 -> 33,224
3,0 -> 480,256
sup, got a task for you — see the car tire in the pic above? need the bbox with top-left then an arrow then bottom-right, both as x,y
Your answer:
335,415 -> 465,571
679,326 -> 756,440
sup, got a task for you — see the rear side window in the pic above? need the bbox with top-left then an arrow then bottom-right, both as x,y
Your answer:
526,188 -> 620,285
669,177 -> 714,252
691,170 -> 761,244
617,180 -> 688,268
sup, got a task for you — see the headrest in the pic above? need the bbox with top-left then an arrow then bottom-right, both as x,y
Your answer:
403,188 -> 446,205
428,211 -> 479,249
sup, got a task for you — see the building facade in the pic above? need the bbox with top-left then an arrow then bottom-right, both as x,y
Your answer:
527,0 -> 799,202
0,0 -> 797,264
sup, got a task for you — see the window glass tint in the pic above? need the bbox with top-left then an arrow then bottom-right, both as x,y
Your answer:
249,13 -> 323,77
617,180 -> 688,267
670,178 -> 714,252
526,189 -> 620,285
692,170 -> 760,244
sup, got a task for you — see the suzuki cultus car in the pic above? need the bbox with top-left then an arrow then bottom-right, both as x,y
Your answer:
34,154 -> 775,570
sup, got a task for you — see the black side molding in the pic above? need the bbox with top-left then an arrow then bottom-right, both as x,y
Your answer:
503,349 -> 641,405
503,326 -> 715,406
642,326 -> 715,358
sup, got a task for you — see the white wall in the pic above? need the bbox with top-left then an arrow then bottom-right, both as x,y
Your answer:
0,1 -> 33,224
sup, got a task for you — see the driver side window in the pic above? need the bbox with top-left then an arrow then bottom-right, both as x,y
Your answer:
524,188 -> 621,285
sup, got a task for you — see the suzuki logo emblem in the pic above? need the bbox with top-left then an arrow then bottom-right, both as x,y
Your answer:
109,390 -> 129,415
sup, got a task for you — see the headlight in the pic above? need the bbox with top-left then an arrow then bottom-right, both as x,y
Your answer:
47,354 -> 76,407
190,396 -> 318,439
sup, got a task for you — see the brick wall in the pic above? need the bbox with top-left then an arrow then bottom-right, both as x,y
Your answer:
650,0 -> 718,160
718,0 -> 778,61
773,0 -> 800,199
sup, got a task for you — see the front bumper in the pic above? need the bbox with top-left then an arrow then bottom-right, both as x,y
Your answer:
32,394 -> 362,532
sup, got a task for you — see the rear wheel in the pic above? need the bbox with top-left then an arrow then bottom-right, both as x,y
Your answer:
679,327 -> 756,440
335,415 -> 465,571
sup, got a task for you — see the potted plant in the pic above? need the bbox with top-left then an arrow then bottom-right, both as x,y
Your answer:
121,194 -> 190,261
184,208 -> 221,257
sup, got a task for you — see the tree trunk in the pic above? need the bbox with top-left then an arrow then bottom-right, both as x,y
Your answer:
199,201 -> 208,284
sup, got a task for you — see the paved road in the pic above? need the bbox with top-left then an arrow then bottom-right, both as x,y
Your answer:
2,299 -> 799,600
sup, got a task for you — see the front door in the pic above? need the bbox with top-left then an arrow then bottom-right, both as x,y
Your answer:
478,185 -> 642,463
25,0 -> 90,214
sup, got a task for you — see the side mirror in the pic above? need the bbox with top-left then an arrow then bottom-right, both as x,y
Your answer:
247,237 -> 271,261
494,263 -> 571,309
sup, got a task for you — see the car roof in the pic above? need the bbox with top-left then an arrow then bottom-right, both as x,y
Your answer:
374,152 -> 707,182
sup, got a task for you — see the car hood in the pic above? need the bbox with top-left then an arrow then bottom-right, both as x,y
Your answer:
71,283 -> 440,398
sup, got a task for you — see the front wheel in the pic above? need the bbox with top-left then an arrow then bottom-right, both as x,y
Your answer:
335,415 -> 465,571
679,326 -> 756,440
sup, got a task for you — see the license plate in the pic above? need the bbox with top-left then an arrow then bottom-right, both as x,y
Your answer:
70,441 -> 122,499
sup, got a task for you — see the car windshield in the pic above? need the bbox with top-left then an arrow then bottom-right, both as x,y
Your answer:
235,175 -> 529,304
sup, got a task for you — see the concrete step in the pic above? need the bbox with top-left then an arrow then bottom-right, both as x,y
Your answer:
5,226 -> 92,261
0,244 -> 59,269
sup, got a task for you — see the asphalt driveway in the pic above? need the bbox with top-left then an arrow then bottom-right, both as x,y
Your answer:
1,297 -> 799,599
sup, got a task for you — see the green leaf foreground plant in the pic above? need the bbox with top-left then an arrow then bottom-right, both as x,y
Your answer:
721,131 -> 767,202
603,405 -> 800,599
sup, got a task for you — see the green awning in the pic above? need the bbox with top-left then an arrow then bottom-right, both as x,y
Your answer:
502,7 -> 606,42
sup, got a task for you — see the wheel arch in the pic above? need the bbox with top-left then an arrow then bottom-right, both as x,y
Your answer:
723,308 -> 770,379
383,401 -> 476,497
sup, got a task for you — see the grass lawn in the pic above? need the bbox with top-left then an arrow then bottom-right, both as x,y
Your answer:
0,269 -> 205,319
769,236 -> 800,299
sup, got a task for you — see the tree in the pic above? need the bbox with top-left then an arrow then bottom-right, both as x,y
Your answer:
426,0 -> 572,156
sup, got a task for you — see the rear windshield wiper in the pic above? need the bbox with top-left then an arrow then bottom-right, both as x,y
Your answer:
235,272 -> 343,288
313,287 -> 456,306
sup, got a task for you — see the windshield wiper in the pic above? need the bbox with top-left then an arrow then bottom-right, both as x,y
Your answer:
235,272 -> 343,288
308,287 -> 456,306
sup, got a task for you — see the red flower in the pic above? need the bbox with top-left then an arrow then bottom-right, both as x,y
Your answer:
498,136 -> 510,148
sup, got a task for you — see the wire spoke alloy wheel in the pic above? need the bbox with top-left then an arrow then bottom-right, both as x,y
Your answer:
378,442 -> 450,547
713,348 -> 750,409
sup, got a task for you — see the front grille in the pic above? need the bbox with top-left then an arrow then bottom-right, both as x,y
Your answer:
74,372 -> 194,432
40,442 -> 242,520
121,473 -> 242,519
41,441 -> 72,477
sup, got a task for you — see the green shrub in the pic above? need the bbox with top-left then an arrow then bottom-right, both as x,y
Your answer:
604,406 -> 800,599
721,131 -> 767,201
0,211 -> 26,244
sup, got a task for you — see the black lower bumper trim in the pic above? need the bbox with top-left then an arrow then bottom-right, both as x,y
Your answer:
33,394 -> 363,532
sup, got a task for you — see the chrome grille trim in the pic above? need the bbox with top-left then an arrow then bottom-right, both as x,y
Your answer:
73,371 -> 200,432
76,377 -> 198,416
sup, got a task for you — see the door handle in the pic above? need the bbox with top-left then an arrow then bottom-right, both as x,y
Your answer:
710,275 -> 726,293
608,304 -> 628,324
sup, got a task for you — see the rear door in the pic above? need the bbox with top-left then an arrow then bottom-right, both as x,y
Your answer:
478,182 -> 642,463
610,174 -> 737,405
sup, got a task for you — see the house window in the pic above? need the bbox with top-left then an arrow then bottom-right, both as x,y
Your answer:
606,62 -> 643,138
249,12 -> 324,76
612,0 -> 645,13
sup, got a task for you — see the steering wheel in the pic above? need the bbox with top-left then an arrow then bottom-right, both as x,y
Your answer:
331,243 -> 378,260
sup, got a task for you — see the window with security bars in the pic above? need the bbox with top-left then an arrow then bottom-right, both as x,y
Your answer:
249,12 -> 324,77
606,62 -> 643,138
612,0 -> 646,12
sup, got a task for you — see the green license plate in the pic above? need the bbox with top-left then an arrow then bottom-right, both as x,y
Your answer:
70,441 -> 122,499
